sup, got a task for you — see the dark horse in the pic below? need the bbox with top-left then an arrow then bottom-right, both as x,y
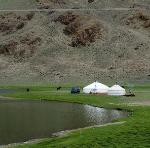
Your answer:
57,86 -> 62,91
26,88 -> 30,92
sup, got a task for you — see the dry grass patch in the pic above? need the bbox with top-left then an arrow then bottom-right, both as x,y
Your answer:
0,34 -> 41,59
125,11 -> 150,29
55,12 -> 106,47
36,0 -> 66,9
0,12 -> 34,35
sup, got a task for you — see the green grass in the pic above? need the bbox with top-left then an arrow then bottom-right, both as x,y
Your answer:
0,85 -> 150,148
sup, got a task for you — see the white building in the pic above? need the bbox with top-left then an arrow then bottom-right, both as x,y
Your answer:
83,81 -> 109,94
108,85 -> 126,96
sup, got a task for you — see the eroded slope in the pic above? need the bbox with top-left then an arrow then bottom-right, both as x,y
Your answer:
0,1 -> 150,83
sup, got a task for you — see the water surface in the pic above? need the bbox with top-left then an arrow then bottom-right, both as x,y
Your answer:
0,100 -> 128,145
0,89 -> 15,94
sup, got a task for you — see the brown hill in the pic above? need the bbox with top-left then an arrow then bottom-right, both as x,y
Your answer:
0,0 -> 150,84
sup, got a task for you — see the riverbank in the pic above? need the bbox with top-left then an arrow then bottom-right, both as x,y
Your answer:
0,84 -> 150,148
0,122 -> 126,148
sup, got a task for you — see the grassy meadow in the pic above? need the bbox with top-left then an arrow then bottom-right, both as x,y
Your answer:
0,84 -> 149,148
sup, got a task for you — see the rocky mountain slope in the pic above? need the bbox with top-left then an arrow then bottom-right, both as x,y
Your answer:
0,0 -> 150,84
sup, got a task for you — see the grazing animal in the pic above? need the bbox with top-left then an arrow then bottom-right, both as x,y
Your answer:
26,88 -> 30,92
57,86 -> 62,91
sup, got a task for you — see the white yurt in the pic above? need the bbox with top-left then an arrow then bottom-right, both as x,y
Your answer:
108,85 -> 126,96
83,81 -> 109,94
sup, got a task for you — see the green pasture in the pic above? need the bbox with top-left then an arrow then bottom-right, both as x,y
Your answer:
0,84 -> 150,148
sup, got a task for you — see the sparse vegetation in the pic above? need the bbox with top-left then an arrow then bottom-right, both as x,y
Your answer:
0,12 -> 34,34
88,0 -> 95,3
0,0 -> 149,83
125,11 -> 150,28
0,34 -> 41,58
55,12 -> 106,47
36,0 -> 66,9
144,20 -> 150,28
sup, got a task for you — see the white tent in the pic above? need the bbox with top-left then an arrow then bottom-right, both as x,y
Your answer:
83,81 -> 109,94
108,85 -> 126,96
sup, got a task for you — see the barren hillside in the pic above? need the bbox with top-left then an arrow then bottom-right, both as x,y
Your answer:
0,0 -> 150,84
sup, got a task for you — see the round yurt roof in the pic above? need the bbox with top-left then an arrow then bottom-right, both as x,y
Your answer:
84,81 -> 109,89
109,85 -> 125,91
83,81 -> 109,94
108,85 -> 126,96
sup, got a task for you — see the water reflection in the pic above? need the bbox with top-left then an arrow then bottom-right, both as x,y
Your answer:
83,105 -> 128,124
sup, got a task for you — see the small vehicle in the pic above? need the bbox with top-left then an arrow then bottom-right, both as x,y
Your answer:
71,87 -> 80,94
